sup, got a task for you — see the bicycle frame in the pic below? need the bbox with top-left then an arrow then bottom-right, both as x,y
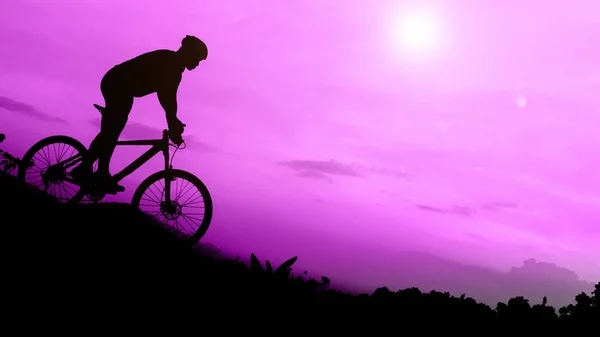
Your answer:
54,129 -> 176,201
111,130 -> 172,184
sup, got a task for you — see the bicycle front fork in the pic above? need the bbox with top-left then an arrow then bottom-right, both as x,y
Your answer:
163,167 -> 175,204
160,170 -> 181,215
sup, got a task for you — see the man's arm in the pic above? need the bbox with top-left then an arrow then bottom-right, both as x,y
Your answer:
157,73 -> 182,126
157,87 -> 179,126
158,86 -> 184,144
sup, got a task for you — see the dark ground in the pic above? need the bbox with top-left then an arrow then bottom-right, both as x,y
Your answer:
0,170 -> 597,332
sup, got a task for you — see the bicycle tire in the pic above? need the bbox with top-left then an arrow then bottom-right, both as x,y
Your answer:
131,169 -> 214,245
17,135 -> 88,205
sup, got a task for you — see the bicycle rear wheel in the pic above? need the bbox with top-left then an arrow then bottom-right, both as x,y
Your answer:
131,169 -> 214,245
17,135 -> 89,204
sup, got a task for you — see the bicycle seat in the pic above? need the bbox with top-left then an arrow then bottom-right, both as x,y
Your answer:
93,104 -> 106,114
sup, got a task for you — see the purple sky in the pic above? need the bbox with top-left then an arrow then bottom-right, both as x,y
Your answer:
1,0 -> 599,306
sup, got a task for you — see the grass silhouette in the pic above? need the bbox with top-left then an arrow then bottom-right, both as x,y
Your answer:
0,138 -> 598,329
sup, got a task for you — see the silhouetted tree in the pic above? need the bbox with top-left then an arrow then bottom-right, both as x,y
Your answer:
592,282 -> 599,308
496,302 -> 508,317
320,276 -> 330,289
531,303 -> 558,321
558,289 -> 598,324
372,286 -> 392,300
593,282 -> 600,320
500,296 -> 532,322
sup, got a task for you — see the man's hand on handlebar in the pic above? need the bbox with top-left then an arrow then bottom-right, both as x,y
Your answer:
169,131 -> 184,146
168,117 -> 185,133
167,118 -> 186,146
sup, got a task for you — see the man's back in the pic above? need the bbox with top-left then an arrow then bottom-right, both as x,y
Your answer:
108,49 -> 183,98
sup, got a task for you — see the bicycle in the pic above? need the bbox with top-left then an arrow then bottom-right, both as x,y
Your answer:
1,148 -> 23,174
16,104 -> 214,245
1,133 -> 33,174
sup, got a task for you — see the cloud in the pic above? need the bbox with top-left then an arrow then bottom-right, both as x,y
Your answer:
279,159 -> 415,183
464,232 -> 492,243
89,118 -> 217,153
355,163 -> 414,180
0,96 -> 69,124
415,204 -> 477,217
279,159 -> 364,179
296,170 -> 333,183
481,201 -> 520,212
504,258 -> 597,306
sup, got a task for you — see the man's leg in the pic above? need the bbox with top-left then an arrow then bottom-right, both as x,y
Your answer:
81,133 -> 103,168
94,112 -> 128,181
71,94 -> 132,190
91,93 -> 132,193
70,116 -> 125,186
70,134 -> 100,182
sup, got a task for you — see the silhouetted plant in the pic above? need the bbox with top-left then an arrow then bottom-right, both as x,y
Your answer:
304,278 -> 320,291
249,253 -> 298,280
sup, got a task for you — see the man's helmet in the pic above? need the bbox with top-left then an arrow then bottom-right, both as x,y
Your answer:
181,35 -> 208,61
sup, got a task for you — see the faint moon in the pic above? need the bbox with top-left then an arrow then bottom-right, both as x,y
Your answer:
515,95 -> 527,108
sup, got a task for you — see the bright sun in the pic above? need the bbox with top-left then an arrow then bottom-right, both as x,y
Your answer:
393,10 -> 438,54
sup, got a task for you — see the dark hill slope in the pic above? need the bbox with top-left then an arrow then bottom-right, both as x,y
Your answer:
0,170 -> 597,331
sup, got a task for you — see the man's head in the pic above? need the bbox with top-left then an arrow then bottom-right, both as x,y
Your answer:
178,35 -> 208,70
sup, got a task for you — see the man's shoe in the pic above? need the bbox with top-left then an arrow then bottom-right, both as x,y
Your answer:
70,164 -> 93,185
103,182 -> 126,195
93,173 -> 125,195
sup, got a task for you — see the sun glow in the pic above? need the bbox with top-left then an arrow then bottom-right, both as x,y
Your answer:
384,6 -> 444,64
395,10 -> 438,53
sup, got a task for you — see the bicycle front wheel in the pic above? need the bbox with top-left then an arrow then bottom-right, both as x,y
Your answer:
131,169 -> 214,245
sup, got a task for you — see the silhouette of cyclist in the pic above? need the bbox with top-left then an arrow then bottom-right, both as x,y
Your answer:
70,35 -> 207,194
